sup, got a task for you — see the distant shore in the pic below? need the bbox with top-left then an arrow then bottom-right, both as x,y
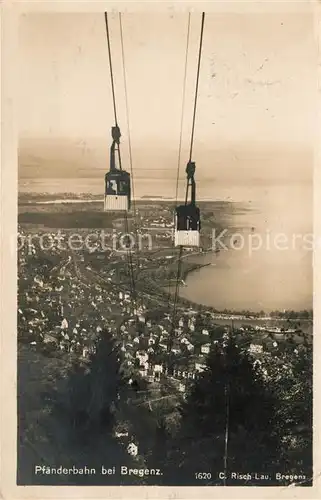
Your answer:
18,193 -> 312,321
19,197 -> 227,205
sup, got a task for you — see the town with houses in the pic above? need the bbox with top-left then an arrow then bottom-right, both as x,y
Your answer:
17,199 -> 312,467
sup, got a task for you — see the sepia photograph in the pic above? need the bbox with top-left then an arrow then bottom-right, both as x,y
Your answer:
13,3 -> 315,489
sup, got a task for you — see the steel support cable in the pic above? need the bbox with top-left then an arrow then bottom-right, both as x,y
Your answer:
105,11 -> 122,174
175,13 -> 191,205
119,13 -> 136,213
167,13 -> 191,313
104,12 -> 136,318
188,12 -> 205,162
169,13 -> 205,353
105,13 -> 122,171
168,248 -> 183,353
167,16 -> 191,327
124,213 -> 138,318
105,12 -> 119,127
119,13 -> 141,317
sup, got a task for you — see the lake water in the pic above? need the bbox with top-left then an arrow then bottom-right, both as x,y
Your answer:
179,183 -> 313,313
19,177 -> 313,313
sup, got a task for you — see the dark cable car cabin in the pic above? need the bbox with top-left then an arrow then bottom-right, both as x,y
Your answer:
174,160 -> 201,247
104,125 -> 131,212
104,170 -> 131,212
174,204 -> 200,247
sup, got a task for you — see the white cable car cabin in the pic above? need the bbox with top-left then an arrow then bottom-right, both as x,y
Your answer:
104,126 -> 131,212
174,204 -> 200,247
174,161 -> 201,248
105,170 -> 131,211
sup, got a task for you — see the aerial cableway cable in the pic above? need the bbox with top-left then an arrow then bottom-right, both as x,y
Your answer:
169,12 -> 205,353
104,12 -> 138,321
175,13 -> 191,209
118,13 -> 143,316
118,13 -> 140,317
167,13 -> 191,311
188,12 -> 205,164
104,12 -> 119,128
104,12 -> 122,176
119,13 -> 135,208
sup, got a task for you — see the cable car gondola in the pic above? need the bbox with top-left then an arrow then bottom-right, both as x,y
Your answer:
174,160 -> 200,247
173,13 -> 205,249
104,125 -> 131,212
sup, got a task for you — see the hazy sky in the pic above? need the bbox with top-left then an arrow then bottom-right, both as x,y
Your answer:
18,10 -> 317,185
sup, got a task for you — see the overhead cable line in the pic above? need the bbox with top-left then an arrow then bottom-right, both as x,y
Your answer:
175,13 -> 191,204
167,13 -> 191,317
119,13 -> 142,315
104,12 -> 119,127
169,12 -> 205,353
188,12 -> 205,162
104,12 -> 137,320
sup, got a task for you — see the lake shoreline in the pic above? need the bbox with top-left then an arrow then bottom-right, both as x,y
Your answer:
175,229 -> 312,317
